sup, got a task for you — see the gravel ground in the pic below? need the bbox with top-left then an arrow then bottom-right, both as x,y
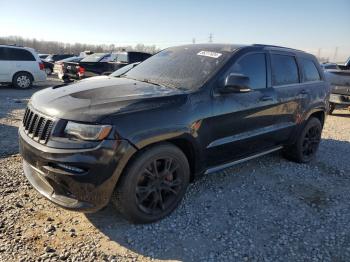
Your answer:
0,81 -> 350,261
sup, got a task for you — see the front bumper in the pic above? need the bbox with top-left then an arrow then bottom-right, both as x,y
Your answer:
19,126 -> 136,212
329,93 -> 350,105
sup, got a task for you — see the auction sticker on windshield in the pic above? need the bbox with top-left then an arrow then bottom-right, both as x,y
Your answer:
197,51 -> 222,58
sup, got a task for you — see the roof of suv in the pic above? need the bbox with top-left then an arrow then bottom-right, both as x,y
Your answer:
176,43 -> 307,55
0,44 -> 36,52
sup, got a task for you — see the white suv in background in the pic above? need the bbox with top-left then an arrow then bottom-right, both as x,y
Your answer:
0,45 -> 46,89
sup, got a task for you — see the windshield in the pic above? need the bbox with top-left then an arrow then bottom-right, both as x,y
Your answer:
110,62 -> 140,77
81,53 -> 108,62
123,45 -> 235,90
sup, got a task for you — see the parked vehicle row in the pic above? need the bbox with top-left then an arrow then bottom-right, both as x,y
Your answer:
0,44 -> 153,88
42,54 -> 76,75
0,44 -> 46,88
322,58 -> 350,114
53,56 -> 83,79
19,44 -> 330,223
61,51 -> 152,82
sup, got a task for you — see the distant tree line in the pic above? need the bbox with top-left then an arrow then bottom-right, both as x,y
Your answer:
0,36 -> 160,54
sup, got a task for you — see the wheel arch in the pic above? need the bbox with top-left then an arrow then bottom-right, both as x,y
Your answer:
306,108 -> 326,126
164,137 -> 201,181
122,134 -> 202,182
12,71 -> 34,82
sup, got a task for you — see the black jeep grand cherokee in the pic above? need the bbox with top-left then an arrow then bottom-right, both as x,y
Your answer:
19,44 -> 330,223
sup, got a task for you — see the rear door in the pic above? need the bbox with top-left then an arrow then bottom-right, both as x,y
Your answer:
269,52 -> 307,140
207,51 -> 281,167
298,56 -> 327,111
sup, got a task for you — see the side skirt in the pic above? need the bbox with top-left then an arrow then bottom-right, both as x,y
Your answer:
204,146 -> 283,175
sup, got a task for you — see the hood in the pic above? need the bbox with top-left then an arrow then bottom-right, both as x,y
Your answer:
30,76 -> 185,122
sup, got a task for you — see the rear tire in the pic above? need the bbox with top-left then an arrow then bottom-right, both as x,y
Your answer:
283,117 -> 322,163
111,143 -> 190,224
12,72 -> 33,89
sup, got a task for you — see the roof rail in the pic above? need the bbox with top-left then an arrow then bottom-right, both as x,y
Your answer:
253,44 -> 304,52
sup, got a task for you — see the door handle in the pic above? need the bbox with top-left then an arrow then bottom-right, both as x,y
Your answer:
260,96 -> 273,101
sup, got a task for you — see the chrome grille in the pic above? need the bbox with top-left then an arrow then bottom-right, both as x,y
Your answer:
22,107 -> 54,144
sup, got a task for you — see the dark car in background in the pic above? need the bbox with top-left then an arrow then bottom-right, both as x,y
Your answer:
19,44 -> 330,223
53,56 -> 83,80
63,51 -> 151,81
43,54 -> 75,75
322,57 -> 350,114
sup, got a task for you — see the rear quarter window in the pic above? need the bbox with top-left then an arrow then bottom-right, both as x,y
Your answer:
271,54 -> 299,86
300,58 -> 321,82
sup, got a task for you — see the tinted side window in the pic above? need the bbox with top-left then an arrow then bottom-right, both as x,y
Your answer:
56,55 -> 65,60
129,53 -> 145,63
271,54 -> 299,86
0,47 -> 5,60
5,48 -> 35,61
228,53 -> 267,89
300,58 -> 321,82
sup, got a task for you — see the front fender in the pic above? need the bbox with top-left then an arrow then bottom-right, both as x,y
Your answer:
128,125 -> 204,175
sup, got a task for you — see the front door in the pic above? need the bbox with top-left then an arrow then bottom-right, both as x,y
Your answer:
206,52 -> 281,167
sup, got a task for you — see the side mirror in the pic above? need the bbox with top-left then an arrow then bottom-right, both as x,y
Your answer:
220,73 -> 251,93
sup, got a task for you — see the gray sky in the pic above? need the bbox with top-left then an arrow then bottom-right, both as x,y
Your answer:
1,0 -> 349,61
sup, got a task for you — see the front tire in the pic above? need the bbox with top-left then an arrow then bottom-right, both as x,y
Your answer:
13,72 -> 33,89
283,117 -> 322,163
112,143 -> 190,224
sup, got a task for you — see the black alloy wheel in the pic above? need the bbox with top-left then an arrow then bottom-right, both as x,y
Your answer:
301,124 -> 321,159
136,157 -> 183,215
112,143 -> 190,223
283,117 -> 322,163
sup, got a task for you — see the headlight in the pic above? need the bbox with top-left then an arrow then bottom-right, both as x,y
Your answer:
64,122 -> 112,141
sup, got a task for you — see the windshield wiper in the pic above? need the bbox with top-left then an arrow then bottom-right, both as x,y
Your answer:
139,78 -> 169,88
122,76 -> 179,90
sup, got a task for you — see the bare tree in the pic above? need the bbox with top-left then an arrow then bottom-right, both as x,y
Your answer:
0,36 -> 160,54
